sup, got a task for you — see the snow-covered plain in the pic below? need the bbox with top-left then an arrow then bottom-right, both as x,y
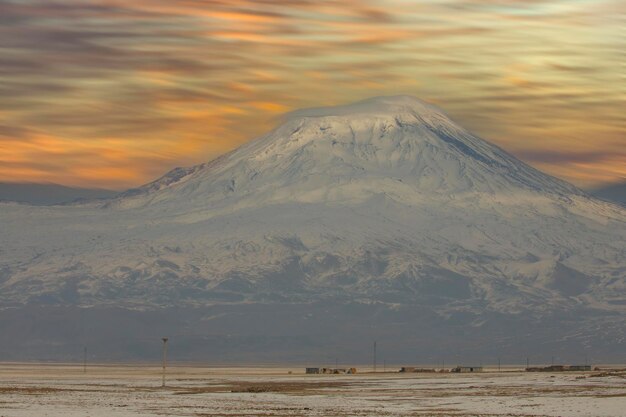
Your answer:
0,96 -> 624,360
1,364 -> 625,416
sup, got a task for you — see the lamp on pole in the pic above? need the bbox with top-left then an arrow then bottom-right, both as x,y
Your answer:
161,337 -> 169,387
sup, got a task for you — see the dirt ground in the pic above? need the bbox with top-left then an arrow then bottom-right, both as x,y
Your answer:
0,363 -> 625,416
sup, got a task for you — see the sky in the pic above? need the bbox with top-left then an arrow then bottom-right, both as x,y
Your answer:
1,0 -> 624,190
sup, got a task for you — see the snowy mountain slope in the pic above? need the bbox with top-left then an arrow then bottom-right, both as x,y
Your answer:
0,96 -> 624,360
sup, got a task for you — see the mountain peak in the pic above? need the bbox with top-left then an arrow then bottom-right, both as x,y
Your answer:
285,95 -> 449,123
111,96 -> 583,211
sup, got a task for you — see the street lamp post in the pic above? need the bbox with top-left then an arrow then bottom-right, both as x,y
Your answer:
162,337 -> 169,387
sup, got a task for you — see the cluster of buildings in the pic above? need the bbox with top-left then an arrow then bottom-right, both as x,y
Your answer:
451,366 -> 483,373
305,364 -> 594,374
305,367 -> 357,374
525,365 -> 592,372
306,366 -> 485,374
400,366 -> 484,373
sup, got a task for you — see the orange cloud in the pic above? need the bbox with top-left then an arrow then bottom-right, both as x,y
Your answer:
0,0 -> 623,190
247,101 -> 289,113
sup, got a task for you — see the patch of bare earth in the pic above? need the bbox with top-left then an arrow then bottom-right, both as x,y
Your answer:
0,386 -> 76,395
176,380 -> 351,395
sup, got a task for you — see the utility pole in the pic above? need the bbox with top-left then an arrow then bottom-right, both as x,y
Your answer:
383,359 -> 386,373
83,346 -> 87,374
373,341 -> 377,372
162,337 -> 169,387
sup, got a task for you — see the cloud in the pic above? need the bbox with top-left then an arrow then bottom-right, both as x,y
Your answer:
0,0 -> 623,188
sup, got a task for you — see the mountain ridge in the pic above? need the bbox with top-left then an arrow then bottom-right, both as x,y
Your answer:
590,181 -> 626,207
0,182 -> 118,206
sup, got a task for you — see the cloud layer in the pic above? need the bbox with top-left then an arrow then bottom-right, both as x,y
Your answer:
1,0 -> 624,189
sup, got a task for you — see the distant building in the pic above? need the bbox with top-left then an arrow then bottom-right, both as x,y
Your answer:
526,365 -> 564,372
306,367 -> 320,374
451,366 -> 483,373
568,365 -> 592,371
399,367 -> 437,373
525,365 -> 592,372
321,368 -> 348,374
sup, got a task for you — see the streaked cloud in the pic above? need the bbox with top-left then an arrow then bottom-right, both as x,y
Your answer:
0,0 -> 624,189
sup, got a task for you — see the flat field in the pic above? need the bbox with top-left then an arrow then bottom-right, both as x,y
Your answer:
0,363 -> 625,416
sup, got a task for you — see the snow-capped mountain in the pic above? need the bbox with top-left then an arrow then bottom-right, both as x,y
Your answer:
114,95 -> 581,209
1,96 -> 624,362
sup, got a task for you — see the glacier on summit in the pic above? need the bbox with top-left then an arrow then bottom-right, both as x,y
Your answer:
1,96 -> 624,361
